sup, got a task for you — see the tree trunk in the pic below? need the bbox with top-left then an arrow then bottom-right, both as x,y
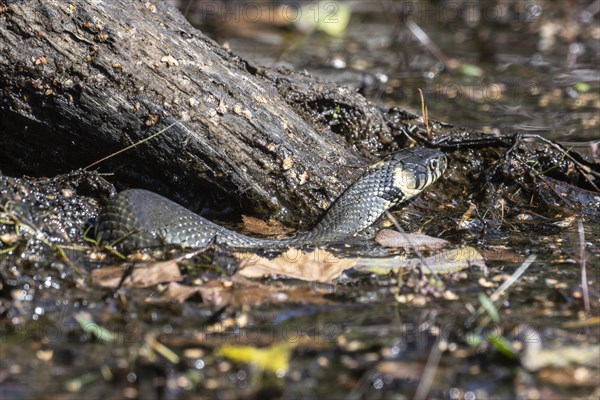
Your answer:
0,0 -> 417,226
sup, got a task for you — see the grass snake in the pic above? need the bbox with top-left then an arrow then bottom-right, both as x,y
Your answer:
95,147 -> 447,249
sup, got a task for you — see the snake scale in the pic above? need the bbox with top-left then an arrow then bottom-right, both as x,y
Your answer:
95,147 -> 447,249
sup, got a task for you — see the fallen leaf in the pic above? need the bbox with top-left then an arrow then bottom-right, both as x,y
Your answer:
74,312 -> 115,343
354,246 -> 487,275
242,215 -> 293,236
479,245 -> 526,263
197,281 -> 232,307
375,229 -> 449,250
234,248 -> 356,283
458,202 -> 478,229
522,345 -> 600,371
295,1 -> 351,37
91,260 -> 182,288
216,342 -> 292,374
150,281 -> 232,306
154,282 -> 200,303
0,233 -> 18,244
552,215 -> 577,227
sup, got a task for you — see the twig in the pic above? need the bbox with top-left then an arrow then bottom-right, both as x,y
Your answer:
406,131 -> 598,185
521,133 -> 600,191
406,20 -> 453,70
577,219 -> 591,314
422,132 -> 598,192
384,210 -> 444,286
466,254 -> 537,328
412,314 -> 442,400
83,122 -> 178,170
490,254 -> 537,302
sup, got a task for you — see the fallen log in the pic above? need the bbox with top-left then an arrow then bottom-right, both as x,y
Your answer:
0,0 -> 413,226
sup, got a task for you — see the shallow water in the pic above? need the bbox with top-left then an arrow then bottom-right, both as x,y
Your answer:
1,1 -> 598,399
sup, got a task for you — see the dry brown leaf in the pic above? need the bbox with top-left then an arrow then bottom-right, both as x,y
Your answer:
151,281 -> 231,306
91,259 -> 182,288
480,245 -> 526,263
197,281 -> 232,307
458,202 -> 477,229
375,229 -> 449,250
234,248 -> 356,283
153,282 -> 200,303
241,215 -> 293,236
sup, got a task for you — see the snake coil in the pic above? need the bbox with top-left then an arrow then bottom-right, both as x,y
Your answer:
96,147 -> 447,249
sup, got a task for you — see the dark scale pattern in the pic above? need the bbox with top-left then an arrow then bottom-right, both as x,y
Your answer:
96,147 -> 447,250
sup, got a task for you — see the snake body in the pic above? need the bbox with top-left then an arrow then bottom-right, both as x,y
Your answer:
95,147 -> 446,249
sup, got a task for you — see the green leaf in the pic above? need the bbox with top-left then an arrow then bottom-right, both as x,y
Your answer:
573,82 -> 590,93
478,292 -> 499,323
489,335 -> 518,359
457,63 -> 483,77
74,312 -> 115,343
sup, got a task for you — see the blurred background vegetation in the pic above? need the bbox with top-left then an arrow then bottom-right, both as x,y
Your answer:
170,0 -> 599,155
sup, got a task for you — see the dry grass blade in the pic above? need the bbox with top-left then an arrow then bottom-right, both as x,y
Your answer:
488,254 -> 537,303
418,88 -> 432,139
412,313 -> 442,400
577,219 -> 591,314
466,254 -> 537,328
384,211 -> 444,284
406,20 -> 452,68
84,122 -> 178,170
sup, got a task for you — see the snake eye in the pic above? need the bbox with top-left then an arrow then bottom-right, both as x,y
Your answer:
429,159 -> 438,171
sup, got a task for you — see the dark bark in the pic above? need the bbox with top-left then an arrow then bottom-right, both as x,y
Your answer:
0,0 -> 418,226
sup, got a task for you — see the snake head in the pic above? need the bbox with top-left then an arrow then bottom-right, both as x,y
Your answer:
386,147 -> 447,201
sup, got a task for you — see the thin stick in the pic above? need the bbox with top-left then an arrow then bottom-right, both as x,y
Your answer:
491,254 -> 537,302
521,134 -> 600,190
83,122 -> 178,170
466,254 -> 537,328
577,219 -> 591,314
406,20 -> 452,69
385,210 -> 443,285
413,319 -> 442,400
